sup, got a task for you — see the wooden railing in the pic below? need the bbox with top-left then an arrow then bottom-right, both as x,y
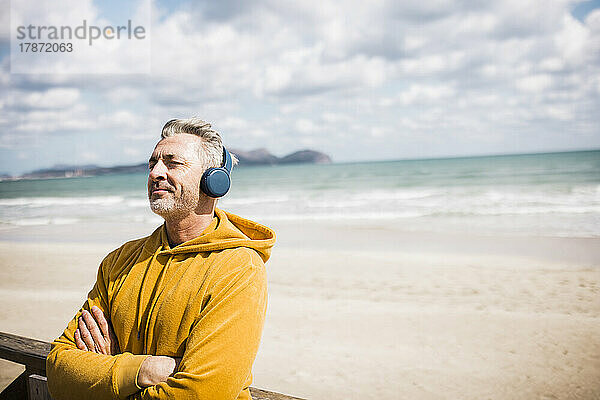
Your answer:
0,332 -> 304,400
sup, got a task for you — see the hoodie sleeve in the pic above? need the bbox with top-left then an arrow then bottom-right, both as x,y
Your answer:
46,249 -> 151,400
131,249 -> 268,400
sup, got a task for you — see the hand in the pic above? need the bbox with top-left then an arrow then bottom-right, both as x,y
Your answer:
137,356 -> 181,388
75,305 -> 120,355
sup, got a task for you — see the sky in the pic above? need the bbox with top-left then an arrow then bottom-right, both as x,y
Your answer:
0,0 -> 599,175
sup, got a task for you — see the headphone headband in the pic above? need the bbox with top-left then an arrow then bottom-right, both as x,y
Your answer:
222,146 -> 232,172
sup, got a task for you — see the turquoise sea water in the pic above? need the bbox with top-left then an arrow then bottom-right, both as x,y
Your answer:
1,150 -> 599,237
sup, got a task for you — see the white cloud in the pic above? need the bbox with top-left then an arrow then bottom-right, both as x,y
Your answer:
397,84 -> 456,105
543,105 -> 575,121
0,0 -> 10,42
515,74 -> 553,93
123,147 -> 142,158
587,9 -> 600,31
539,57 -> 565,72
454,13 -> 497,35
103,110 -> 141,128
80,151 -> 99,161
9,88 -> 81,109
295,118 -> 318,134
219,117 -> 249,131
554,14 -> 591,66
103,87 -> 143,104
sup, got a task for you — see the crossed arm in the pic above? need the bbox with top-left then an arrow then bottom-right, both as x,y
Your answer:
47,249 -> 268,400
75,306 -> 178,388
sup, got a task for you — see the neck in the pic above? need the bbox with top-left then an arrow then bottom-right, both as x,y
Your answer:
163,204 -> 216,246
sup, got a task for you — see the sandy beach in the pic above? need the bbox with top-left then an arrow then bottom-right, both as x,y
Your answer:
1,220 -> 599,399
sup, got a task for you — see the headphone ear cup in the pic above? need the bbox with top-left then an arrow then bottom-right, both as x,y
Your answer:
201,168 -> 231,198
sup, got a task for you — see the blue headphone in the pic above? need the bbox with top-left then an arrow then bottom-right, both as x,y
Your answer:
200,146 -> 233,198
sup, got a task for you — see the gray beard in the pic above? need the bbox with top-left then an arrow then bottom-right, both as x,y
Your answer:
149,197 -> 176,214
149,191 -> 197,219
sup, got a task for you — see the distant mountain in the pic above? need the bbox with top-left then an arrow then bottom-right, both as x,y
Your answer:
22,163 -> 148,179
40,164 -> 100,171
279,150 -> 332,164
18,148 -> 331,179
229,148 -> 279,166
230,148 -> 331,166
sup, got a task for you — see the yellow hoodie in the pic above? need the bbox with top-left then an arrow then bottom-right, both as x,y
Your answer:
46,208 -> 275,400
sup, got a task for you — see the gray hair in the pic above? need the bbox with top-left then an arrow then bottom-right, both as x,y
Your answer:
160,117 -> 238,170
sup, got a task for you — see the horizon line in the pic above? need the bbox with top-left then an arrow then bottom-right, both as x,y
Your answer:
5,147 -> 600,178
335,147 -> 600,166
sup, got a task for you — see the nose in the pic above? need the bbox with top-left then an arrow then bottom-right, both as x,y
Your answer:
149,160 -> 167,182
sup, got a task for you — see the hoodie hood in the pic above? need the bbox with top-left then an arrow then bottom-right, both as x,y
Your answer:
155,208 -> 276,262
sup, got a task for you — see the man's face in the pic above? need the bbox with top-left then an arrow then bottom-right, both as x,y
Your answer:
148,134 -> 206,218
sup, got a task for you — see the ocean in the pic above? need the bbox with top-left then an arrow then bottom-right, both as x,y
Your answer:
1,150 -> 599,239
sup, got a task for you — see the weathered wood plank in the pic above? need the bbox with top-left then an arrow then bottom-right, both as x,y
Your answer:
249,387 -> 306,400
10,375 -> 310,400
0,370 -> 28,400
0,332 -> 306,400
28,375 -> 52,400
0,332 -> 50,374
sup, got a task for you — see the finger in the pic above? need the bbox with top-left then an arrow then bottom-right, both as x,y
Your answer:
78,315 -> 97,352
82,310 -> 107,354
74,329 -> 88,351
91,306 -> 110,339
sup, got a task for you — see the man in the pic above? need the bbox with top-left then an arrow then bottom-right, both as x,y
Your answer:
46,118 -> 275,400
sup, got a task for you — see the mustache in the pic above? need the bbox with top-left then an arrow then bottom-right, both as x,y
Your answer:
150,183 -> 175,192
